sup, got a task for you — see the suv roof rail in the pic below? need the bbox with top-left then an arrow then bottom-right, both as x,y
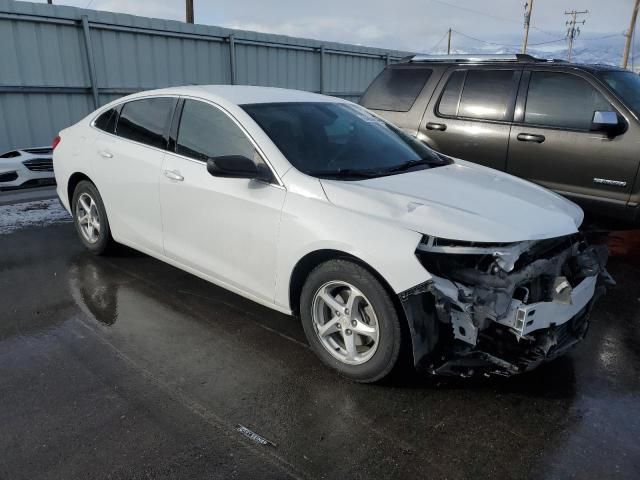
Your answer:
401,53 -> 562,64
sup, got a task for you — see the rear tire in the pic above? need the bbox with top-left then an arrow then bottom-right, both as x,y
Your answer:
300,259 -> 402,383
71,180 -> 115,255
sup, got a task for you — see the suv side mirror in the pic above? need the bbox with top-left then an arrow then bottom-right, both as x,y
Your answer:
591,111 -> 625,137
206,155 -> 273,182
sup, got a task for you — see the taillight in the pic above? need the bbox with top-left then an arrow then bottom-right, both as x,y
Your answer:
52,135 -> 61,150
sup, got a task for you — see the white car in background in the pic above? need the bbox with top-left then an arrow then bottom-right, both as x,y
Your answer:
53,85 -> 609,382
0,147 -> 55,190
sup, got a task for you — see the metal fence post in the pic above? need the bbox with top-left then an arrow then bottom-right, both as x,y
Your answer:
385,53 -> 390,65
81,15 -> 100,108
319,46 -> 326,94
228,34 -> 236,85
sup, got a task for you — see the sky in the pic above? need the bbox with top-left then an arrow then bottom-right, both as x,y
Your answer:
33,0 -> 639,64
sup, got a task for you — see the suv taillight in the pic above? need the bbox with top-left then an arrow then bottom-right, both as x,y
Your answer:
52,135 -> 61,150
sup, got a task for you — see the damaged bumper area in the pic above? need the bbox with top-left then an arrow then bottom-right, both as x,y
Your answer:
400,234 -> 611,377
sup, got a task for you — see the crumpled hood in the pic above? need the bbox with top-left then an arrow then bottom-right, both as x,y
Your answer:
320,160 -> 583,243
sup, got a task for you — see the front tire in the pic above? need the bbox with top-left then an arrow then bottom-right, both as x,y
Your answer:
72,180 -> 115,255
300,259 -> 402,383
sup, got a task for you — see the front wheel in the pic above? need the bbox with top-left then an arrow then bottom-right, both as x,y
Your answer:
300,259 -> 403,383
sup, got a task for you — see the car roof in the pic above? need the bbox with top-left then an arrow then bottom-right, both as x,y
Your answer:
118,85 -> 346,106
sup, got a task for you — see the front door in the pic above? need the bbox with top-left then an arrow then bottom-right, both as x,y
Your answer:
507,70 -> 638,218
159,98 -> 286,303
419,67 -> 522,171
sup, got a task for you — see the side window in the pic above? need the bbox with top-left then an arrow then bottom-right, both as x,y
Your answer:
360,67 -> 432,112
437,70 -> 466,116
176,99 -> 257,163
524,72 -> 611,130
94,107 -> 118,134
437,70 -> 520,121
458,70 -> 519,121
116,97 -> 176,149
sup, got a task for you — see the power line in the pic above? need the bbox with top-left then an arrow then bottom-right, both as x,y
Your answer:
452,29 -> 565,49
429,0 -> 559,38
429,30 -> 451,52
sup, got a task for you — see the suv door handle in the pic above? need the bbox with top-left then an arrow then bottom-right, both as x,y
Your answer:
517,133 -> 545,143
425,122 -> 447,131
163,169 -> 184,181
98,150 -> 113,158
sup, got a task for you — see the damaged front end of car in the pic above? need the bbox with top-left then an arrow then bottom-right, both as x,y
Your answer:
400,234 -> 612,377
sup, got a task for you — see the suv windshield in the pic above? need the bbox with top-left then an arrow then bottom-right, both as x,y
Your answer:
241,102 -> 449,179
599,70 -> 640,118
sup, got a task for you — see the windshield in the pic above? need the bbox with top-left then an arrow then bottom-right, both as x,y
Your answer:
599,71 -> 640,118
241,102 -> 449,179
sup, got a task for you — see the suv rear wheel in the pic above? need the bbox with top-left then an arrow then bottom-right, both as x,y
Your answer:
300,259 -> 402,382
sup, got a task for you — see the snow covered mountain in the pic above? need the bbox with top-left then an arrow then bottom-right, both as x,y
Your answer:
434,34 -> 636,68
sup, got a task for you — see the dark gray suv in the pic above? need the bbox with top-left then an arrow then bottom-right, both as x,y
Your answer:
359,54 -> 640,224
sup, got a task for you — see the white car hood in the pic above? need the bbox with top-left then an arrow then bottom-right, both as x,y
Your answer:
320,160 -> 583,243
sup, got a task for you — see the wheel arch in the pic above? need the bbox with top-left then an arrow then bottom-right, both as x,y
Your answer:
67,172 -> 94,209
288,249 -> 405,319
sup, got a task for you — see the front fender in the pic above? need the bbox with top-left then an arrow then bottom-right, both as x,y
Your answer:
274,185 -> 430,310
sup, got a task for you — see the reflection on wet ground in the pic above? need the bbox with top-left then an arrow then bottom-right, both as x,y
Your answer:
1,224 -> 639,479
607,228 -> 640,264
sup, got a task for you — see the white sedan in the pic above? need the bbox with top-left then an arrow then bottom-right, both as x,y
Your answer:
53,86 -> 608,382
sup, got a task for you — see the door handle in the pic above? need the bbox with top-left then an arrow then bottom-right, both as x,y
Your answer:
163,169 -> 184,181
425,122 -> 447,131
98,150 -> 113,158
517,133 -> 546,143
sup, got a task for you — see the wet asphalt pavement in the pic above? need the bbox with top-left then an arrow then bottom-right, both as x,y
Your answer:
1,211 -> 640,479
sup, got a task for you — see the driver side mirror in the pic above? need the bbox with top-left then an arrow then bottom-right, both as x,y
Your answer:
591,111 -> 625,137
206,155 -> 273,183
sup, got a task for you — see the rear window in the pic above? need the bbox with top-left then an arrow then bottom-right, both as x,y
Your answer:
360,67 -> 432,112
116,97 -> 176,149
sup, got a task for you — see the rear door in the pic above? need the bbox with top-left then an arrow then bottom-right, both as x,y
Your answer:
419,67 -> 521,171
92,96 -> 177,254
507,69 -> 637,217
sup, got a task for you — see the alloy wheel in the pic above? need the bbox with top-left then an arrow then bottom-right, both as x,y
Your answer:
76,192 -> 101,244
311,281 -> 380,365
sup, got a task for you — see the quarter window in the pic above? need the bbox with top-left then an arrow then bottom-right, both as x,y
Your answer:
176,99 -> 256,162
524,72 -> 612,130
360,67 -> 432,112
116,97 -> 176,149
94,107 -> 118,134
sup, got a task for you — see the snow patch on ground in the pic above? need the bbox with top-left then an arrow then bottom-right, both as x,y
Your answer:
0,199 -> 72,235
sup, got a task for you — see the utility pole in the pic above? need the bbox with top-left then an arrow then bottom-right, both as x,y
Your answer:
564,9 -> 588,62
447,28 -> 452,54
522,1 -> 534,54
186,0 -> 194,24
622,0 -> 640,69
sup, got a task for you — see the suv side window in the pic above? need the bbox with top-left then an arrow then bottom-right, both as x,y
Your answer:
438,69 -> 520,122
360,67 -> 432,112
116,97 -> 176,149
176,99 -> 257,163
524,71 -> 611,130
94,107 -> 118,134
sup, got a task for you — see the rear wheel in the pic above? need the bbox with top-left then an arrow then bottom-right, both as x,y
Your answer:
72,180 -> 115,255
300,259 -> 402,383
